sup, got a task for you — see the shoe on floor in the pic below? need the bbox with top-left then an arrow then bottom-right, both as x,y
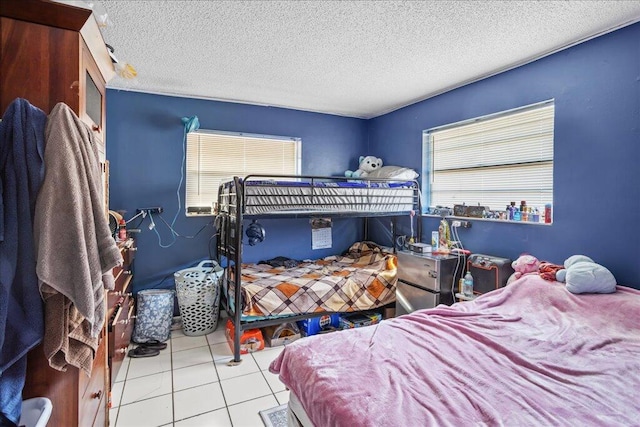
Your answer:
134,339 -> 168,351
128,346 -> 160,358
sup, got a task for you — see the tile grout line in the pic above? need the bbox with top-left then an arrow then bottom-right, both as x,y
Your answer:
253,351 -> 281,401
208,337 -> 235,426
111,346 -> 133,426
169,333 -> 237,425
170,338 -> 176,426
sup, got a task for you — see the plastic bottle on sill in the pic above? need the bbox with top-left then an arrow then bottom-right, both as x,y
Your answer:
463,271 -> 474,298
513,208 -> 521,221
545,204 -> 552,224
118,219 -> 127,241
520,201 -> 528,222
532,208 -> 540,223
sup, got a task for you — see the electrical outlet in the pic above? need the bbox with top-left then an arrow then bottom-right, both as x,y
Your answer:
452,220 -> 472,228
137,207 -> 164,215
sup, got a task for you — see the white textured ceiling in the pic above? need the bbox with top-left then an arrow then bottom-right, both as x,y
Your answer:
94,0 -> 640,119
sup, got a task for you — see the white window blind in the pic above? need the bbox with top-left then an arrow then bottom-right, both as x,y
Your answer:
424,100 -> 554,216
186,131 -> 301,215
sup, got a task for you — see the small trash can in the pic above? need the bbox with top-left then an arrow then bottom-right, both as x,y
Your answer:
19,397 -> 52,427
174,260 -> 223,336
132,289 -> 175,343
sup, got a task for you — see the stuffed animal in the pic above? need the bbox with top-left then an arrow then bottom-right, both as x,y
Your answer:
556,255 -> 616,294
345,155 -> 382,178
506,254 -> 540,285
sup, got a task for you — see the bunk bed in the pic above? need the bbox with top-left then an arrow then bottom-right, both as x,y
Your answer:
215,174 -> 421,363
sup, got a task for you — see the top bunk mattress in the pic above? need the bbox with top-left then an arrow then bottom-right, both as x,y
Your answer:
218,176 -> 420,216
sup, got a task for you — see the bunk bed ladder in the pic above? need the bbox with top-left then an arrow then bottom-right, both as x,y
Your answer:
232,177 -> 244,363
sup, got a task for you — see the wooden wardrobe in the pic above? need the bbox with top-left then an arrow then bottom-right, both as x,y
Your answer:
1,0 -> 115,425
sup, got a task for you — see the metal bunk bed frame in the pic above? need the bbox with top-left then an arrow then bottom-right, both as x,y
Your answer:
216,174 -> 421,363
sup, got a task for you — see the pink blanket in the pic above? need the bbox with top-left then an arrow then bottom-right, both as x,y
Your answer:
270,275 -> 640,426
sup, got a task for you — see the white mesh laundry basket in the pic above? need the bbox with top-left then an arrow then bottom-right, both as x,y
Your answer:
174,260 -> 224,336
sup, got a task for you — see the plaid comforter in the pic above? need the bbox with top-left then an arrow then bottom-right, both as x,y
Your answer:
234,242 -> 397,317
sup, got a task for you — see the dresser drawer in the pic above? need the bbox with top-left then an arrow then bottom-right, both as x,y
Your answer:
108,268 -> 133,309
122,243 -> 137,266
109,296 -> 135,385
92,395 -> 106,427
79,334 -> 107,427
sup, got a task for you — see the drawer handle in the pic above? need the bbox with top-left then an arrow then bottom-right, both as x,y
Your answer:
116,318 -> 131,325
92,390 -> 103,400
110,291 -> 132,297
115,348 -> 127,355
123,270 -> 133,275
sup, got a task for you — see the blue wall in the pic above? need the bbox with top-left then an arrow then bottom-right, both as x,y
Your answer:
108,21 -> 640,290
369,23 -> 640,287
106,92 -> 368,290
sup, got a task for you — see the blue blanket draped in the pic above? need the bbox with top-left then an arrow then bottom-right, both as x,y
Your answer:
0,98 -> 47,425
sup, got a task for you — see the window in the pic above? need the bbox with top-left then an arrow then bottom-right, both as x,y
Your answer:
186,130 -> 301,216
423,100 -> 554,222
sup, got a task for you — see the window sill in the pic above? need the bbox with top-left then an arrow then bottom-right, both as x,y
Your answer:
423,214 -> 552,226
186,212 -> 215,217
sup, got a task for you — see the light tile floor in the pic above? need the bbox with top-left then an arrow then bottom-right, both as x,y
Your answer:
109,322 -> 289,427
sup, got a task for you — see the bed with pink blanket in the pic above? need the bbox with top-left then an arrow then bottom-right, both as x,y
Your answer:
269,275 -> 640,426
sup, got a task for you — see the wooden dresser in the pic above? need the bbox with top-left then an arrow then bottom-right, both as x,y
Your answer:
107,238 -> 137,390
1,1 -> 116,425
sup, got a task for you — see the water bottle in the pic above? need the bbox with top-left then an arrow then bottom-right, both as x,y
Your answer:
463,271 -> 474,298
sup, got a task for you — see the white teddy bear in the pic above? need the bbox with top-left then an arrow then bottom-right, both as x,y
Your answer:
556,255 -> 617,294
345,155 -> 383,178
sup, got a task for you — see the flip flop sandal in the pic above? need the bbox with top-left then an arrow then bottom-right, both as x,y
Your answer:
137,340 -> 168,351
128,346 -> 160,358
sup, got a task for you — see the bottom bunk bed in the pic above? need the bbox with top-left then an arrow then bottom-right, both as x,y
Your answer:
270,275 -> 640,426
220,242 -> 398,362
